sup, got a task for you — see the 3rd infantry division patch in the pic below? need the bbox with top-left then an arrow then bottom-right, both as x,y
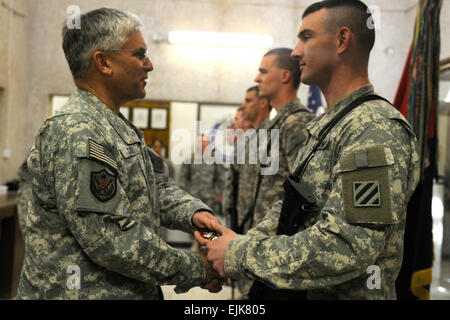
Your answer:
353,181 -> 381,207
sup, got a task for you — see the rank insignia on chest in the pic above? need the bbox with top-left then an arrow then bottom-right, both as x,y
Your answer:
353,181 -> 380,207
91,169 -> 116,202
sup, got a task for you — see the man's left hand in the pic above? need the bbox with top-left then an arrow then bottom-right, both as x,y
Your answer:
202,221 -> 237,278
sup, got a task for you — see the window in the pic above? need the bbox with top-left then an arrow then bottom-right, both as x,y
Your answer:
51,95 -> 70,115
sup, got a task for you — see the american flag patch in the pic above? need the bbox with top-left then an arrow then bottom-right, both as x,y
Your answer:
88,139 -> 118,171
353,181 -> 381,207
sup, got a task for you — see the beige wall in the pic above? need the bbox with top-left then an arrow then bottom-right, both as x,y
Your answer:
0,0 -> 448,183
0,0 -> 29,183
441,0 -> 450,61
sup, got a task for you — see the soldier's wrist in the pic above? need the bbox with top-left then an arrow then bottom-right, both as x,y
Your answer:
224,234 -> 250,280
190,208 -> 214,227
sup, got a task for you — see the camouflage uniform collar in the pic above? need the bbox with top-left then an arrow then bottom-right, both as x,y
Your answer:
76,88 -> 142,145
268,98 -> 306,129
307,85 -> 374,138
244,117 -> 271,143
257,117 -> 271,130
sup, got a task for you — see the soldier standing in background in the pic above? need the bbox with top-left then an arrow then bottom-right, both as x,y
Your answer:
244,48 -> 314,236
178,134 -> 226,219
222,107 -> 253,232
232,48 -> 314,299
235,87 -> 271,235
233,85 -> 270,298
178,134 -> 226,253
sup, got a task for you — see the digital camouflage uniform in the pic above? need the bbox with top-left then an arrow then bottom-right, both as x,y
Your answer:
178,159 -> 225,216
241,100 -> 313,232
235,120 -> 265,230
236,101 -> 313,297
224,86 -> 420,299
222,146 -> 242,221
17,89 -> 211,299
221,163 -> 238,219
234,118 -> 269,296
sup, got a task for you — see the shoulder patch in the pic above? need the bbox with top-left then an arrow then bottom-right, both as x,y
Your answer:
353,181 -> 381,207
90,169 -> 117,202
339,145 -> 396,225
76,158 -> 121,213
88,139 -> 118,172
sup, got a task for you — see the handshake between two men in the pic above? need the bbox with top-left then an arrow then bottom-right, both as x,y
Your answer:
192,211 -> 238,293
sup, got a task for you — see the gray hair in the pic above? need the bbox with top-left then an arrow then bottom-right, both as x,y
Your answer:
62,8 -> 143,81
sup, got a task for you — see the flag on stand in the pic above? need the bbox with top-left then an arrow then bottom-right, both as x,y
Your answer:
307,85 -> 324,115
394,0 -> 442,300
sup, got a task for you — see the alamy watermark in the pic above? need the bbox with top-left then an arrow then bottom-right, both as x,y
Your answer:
66,264 -> 81,290
66,5 -> 81,30
366,265 -> 381,290
170,122 -> 279,175
367,6 -> 381,30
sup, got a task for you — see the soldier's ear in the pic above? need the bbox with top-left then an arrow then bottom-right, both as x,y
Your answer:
336,26 -> 351,54
259,97 -> 269,111
92,51 -> 113,76
280,69 -> 292,85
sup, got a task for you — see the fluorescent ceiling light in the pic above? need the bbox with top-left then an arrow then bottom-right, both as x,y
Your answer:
168,31 -> 273,49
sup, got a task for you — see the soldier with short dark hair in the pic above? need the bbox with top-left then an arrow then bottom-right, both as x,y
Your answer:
248,47 -> 314,236
228,47 -> 314,299
200,0 -> 420,300
232,86 -> 272,298
235,86 -> 271,236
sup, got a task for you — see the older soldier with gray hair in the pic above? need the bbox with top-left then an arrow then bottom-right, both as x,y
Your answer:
200,0 -> 420,300
17,7 -> 222,300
